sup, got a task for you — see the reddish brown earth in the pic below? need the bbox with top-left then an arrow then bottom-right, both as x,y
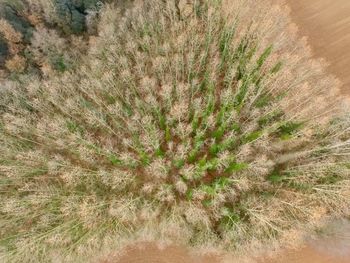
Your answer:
263,247 -> 350,263
102,243 -> 221,263
261,219 -> 350,263
281,0 -> 350,96
105,233 -> 350,263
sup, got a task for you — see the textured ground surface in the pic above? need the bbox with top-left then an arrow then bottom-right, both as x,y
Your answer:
283,0 -> 350,96
103,243 -> 221,263
262,222 -> 350,263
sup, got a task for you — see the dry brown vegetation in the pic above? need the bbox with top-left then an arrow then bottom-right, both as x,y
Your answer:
0,0 -> 102,77
0,0 -> 349,262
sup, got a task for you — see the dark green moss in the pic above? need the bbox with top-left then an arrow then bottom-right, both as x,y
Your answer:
0,36 -> 9,66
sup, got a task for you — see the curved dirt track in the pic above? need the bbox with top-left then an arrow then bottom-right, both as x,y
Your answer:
103,243 -> 221,263
282,0 -> 350,96
263,247 -> 350,263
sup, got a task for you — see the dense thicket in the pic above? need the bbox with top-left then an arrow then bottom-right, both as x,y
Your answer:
0,1 -> 349,262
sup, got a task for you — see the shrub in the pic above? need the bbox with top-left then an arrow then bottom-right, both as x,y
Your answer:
0,0 -> 349,262
28,27 -> 72,74
5,54 -> 26,72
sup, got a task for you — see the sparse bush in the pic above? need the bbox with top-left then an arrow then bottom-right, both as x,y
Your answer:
0,0 -> 349,262
28,27 -> 75,74
5,54 -> 26,72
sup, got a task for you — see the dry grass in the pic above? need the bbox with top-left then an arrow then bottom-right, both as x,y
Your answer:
0,0 -> 349,262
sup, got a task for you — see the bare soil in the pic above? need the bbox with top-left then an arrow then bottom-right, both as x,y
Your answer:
281,0 -> 350,96
264,247 -> 350,263
103,242 -> 221,263
106,234 -> 350,263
